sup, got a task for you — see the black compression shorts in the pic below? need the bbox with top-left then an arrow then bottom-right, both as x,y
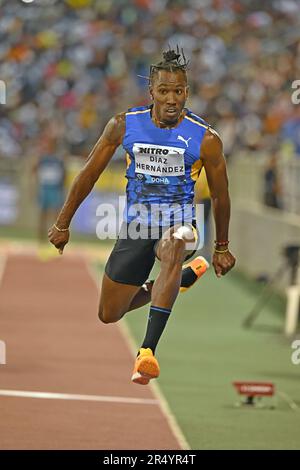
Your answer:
104,221 -> 199,286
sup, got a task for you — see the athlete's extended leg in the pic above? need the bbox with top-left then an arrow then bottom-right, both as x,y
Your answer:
132,224 -> 196,384
140,226 -> 190,348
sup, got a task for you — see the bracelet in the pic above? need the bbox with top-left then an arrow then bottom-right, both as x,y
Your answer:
214,240 -> 229,246
214,248 -> 229,254
54,224 -> 69,232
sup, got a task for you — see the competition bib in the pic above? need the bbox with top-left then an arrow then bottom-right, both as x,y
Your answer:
133,143 -> 185,184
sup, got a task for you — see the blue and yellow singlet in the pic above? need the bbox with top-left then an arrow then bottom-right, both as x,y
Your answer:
123,105 -> 209,226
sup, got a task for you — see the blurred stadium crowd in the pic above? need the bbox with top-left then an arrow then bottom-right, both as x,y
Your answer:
0,0 -> 299,161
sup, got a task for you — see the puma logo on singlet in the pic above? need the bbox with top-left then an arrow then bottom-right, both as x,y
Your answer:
177,135 -> 192,147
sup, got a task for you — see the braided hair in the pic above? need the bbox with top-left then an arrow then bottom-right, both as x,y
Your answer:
150,46 -> 189,84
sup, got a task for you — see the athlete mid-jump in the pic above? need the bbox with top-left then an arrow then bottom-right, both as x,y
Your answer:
49,48 -> 235,385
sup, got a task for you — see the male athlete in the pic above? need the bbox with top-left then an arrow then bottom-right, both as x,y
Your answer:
48,49 -> 236,385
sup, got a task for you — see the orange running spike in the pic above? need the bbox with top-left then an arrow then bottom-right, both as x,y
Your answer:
131,348 -> 160,385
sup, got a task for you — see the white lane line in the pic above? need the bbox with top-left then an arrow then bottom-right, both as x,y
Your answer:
86,261 -> 191,451
278,391 -> 299,411
0,389 -> 158,405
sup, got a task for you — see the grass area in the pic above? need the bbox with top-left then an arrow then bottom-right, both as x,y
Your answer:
124,268 -> 300,450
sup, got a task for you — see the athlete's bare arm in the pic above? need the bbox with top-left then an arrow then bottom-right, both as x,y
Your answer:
48,113 -> 126,253
200,128 -> 236,277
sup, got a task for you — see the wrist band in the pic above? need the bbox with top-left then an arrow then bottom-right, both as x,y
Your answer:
214,248 -> 229,254
54,224 -> 69,232
214,240 -> 229,246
